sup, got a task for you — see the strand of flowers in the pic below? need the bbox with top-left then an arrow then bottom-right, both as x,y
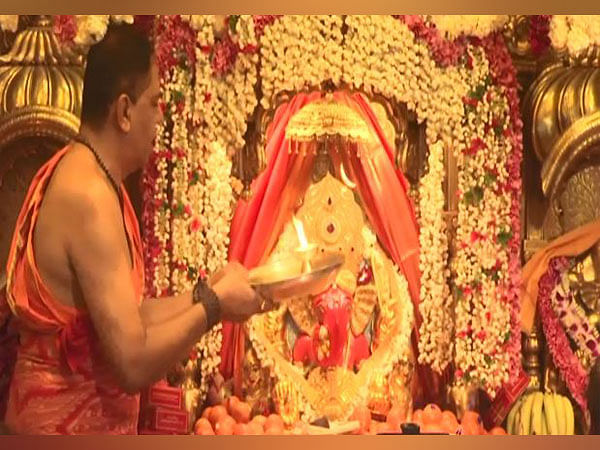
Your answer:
452,45 -> 515,396
259,15 -> 345,110
397,15 -> 468,68
530,15 -> 552,56
427,15 -> 509,41
190,15 -> 259,152
143,15 -> 186,298
482,31 -> 524,385
142,126 -> 172,297
417,140 -> 453,373
538,257 -> 588,415
188,16 -> 257,406
169,15 -> 522,400
167,69 -> 196,294
0,15 -> 18,32
552,272 -> 600,361
550,15 -> 600,59
188,141 -> 234,408
202,141 -> 234,274
53,15 -> 133,46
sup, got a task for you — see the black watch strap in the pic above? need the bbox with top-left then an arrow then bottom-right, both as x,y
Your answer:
193,279 -> 222,329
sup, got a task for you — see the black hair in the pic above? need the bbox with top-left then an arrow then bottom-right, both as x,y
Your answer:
80,22 -> 154,128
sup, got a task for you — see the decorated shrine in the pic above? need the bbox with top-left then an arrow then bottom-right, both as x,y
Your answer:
1,14 -> 600,435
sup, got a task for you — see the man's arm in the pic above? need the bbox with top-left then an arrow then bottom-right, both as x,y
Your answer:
140,266 -> 230,326
139,293 -> 193,327
66,187 -> 212,393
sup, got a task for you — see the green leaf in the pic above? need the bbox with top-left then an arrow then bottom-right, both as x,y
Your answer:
483,172 -> 497,187
173,90 -> 184,104
498,229 -> 513,247
503,331 -> 511,343
469,84 -> 486,101
189,171 -> 200,186
494,125 -> 503,138
173,201 -> 185,217
464,186 -> 484,206
187,266 -> 198,281
229,15 -> 240,33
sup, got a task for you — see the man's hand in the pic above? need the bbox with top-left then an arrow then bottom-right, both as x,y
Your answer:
211,262 -> 274,322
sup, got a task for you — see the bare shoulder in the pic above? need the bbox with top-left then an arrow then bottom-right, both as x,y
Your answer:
44,145 -> 119,224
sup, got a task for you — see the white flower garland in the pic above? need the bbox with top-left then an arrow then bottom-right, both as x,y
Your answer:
203,142 -> 234,273
428,15 -> 509,40
0,15 -> 18,32
417,140 -> 452,373
452,46 -> 514,395
168,65 -> 195,294
151,116 -> 172,297
550,15 -> 600,58
73,15 -> 133,46
259,15 -> 344,110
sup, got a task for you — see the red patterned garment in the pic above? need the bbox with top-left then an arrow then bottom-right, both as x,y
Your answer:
2,147 -> 144,434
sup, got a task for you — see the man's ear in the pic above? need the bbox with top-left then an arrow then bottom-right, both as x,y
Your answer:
115,93 -> 132,133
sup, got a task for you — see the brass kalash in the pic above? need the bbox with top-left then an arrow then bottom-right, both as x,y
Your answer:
241,94 -> 415,430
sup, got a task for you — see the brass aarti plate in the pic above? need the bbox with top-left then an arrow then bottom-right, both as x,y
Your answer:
249,252 -> 345,301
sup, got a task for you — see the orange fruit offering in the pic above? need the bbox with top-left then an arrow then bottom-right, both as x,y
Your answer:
422,403 -> 443,425
208,405 -> 228,427
194,418 -> 214,435
411,409 -> 424,425
440,410 -> 459,434
215,415 -> 236,435
490,426 -> 507,435
386,404 -> 406,431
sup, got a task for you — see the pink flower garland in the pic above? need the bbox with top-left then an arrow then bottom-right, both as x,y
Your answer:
530,15 -> 552,56
553,284 -> 600,359
53,15 -> 77,43
253,15 -> 282,39
143,15 -> 196,298
538,257 -> 589,414
155,15 -> 196,79
396,15 -> 467,67
482,32 -> 524,384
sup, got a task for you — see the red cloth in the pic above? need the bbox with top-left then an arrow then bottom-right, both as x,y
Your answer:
220,91 -> 444,403
2,147 -> 145,434
482,369 -> 530,429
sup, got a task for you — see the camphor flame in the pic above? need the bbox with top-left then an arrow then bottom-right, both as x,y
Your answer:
292,215 -> 309,250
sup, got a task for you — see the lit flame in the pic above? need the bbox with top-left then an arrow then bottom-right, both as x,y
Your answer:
292,216 -> 309,250
340,163 -> 356,189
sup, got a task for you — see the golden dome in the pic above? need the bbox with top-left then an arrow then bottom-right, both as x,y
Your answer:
0,16 -> 83,148
524,64 -> 600,198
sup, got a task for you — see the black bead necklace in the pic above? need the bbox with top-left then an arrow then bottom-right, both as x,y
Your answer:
73,133 -> 121,199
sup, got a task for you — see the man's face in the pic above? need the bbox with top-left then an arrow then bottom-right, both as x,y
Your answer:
129,60 -> 162,166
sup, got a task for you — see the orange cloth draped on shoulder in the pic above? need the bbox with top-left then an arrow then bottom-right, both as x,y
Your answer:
1,146 -> 145,434
521,218 -> 600,334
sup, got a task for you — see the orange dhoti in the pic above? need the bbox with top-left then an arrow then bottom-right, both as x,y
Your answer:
1,147 -> 145,434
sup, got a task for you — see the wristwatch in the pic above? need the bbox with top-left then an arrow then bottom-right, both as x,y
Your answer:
193,278 -> 222,329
